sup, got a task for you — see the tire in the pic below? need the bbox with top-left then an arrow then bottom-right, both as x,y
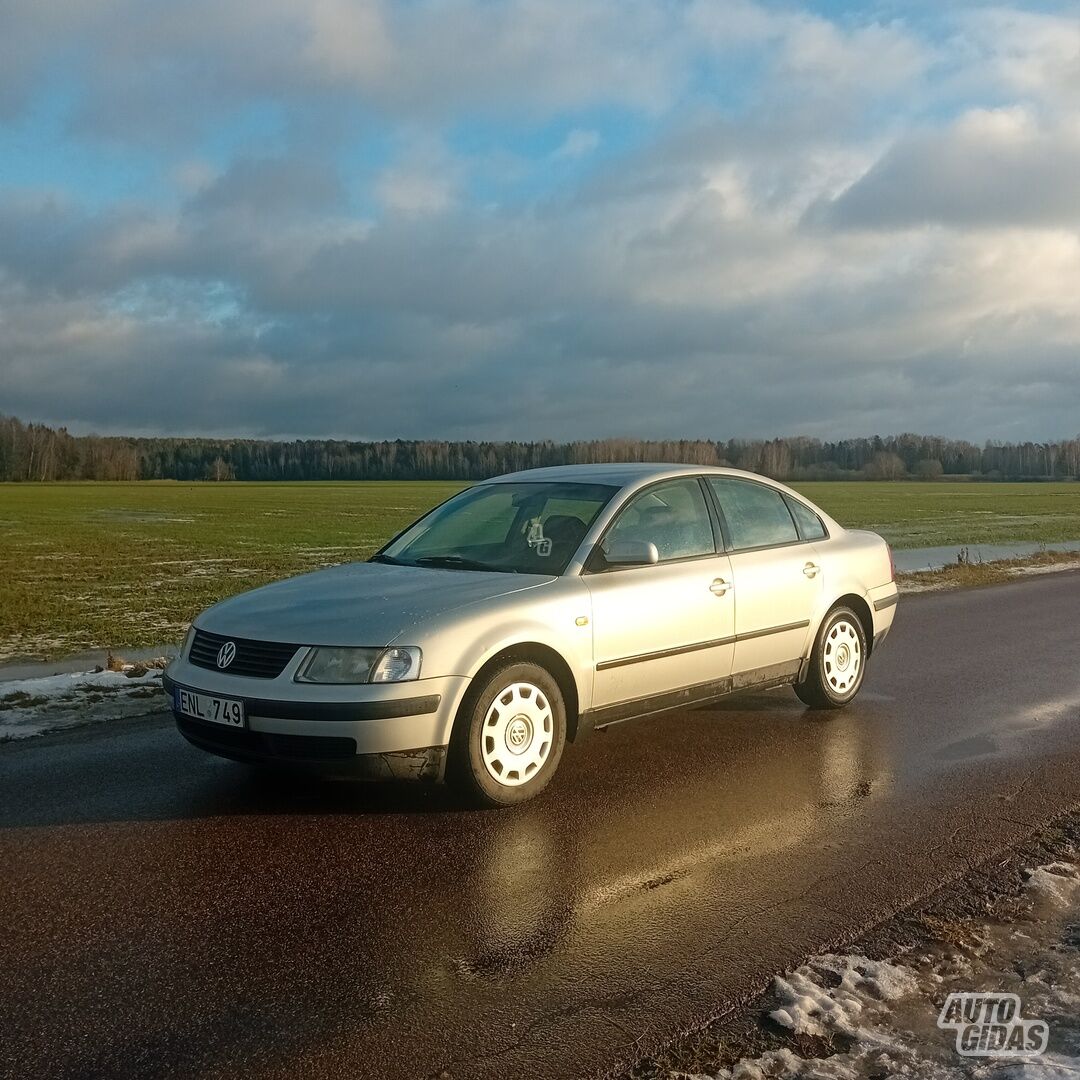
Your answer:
794,605 -> 867,710
447,661 -> 567,807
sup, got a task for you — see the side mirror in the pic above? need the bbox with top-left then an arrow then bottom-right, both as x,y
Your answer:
602,539 -> 660,567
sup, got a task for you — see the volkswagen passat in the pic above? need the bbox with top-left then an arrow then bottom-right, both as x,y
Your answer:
165,464 -> 898,806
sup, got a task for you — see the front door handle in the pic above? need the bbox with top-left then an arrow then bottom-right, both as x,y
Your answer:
710,577 -> 731,596
803,562 -> 820,578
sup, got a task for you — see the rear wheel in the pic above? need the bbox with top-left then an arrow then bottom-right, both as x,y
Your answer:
795,605 -> 867,710
448,661 -> 567,807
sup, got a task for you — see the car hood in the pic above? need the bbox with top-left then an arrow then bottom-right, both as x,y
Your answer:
196,561 -> 554,646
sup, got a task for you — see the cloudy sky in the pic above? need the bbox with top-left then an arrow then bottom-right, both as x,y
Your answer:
1,0 -> 1078,442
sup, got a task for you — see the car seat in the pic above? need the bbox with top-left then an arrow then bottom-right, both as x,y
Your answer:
542,515 -> 589,564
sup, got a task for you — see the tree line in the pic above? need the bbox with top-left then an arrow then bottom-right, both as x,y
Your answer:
3,416 -> 1080,483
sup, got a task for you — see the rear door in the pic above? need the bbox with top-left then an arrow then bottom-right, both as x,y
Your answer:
584,477 -> 735,709
704,477 -> 822,676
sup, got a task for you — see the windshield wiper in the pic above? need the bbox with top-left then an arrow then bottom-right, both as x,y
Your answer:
368,553 -> 401,565
413,555 -> 500,572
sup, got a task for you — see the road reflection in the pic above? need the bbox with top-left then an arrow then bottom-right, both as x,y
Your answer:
451,695 -> 891,986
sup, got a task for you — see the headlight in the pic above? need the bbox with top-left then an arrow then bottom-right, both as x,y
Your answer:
180,624 -> 195,659
296,647 -> 382,684
295,646 -> 422,684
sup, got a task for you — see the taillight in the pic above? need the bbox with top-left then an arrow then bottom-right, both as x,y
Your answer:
887,543 -> 895,582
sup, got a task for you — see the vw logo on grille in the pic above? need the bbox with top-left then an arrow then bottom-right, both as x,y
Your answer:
216,641 -> 237,669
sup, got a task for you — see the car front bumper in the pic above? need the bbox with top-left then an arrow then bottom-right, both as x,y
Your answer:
163,659 -> 471,780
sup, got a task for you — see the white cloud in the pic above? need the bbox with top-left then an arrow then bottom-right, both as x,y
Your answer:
172,159 -> 217,197
956,7 -> 1080,111
688,1 -> 931,100
553,129 -> 601,160
777,16 -> 930,94
373,141 -> 459,216
300,0 -> 395,83
375,168 -> 454,215
814,106 -> 1080,229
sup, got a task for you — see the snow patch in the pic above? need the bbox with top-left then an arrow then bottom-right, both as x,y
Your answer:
0,664 -> 166,741
703,861 -> 1080,1080
1025,863 -> 1080,909
769,954 -> 917,1040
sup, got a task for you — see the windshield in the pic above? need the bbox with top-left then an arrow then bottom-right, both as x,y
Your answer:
376,482 -> 618,575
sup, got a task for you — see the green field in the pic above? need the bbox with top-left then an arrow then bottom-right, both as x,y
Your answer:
796,481 -> 1080,548
3,480 -> 1080,660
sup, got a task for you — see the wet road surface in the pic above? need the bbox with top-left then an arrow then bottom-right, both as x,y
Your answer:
4,573 -> 1080,1080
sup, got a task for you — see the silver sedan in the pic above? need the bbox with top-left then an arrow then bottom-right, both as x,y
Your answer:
165,464 -> 898,806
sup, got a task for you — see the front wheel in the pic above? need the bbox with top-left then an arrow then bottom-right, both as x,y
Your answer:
447,662 -> 567,807
795,606 -> 867,710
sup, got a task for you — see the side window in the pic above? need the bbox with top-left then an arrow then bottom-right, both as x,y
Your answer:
708,478 -> 799,550
784,495 -> 827,541
604,478 -> 715,563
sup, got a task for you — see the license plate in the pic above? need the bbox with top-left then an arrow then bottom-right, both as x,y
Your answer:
175,687 -> 245,727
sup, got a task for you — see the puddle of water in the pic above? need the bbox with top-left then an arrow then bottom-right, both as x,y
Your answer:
895,540 -> 1080,573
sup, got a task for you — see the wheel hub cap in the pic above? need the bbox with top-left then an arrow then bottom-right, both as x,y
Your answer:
505,716 -> 532,754
481,682 -> 553,787
823,619 -> 862,694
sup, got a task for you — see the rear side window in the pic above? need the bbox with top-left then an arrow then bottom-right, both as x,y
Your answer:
783,495 -> 827,541
604,478 -> 715,563
707,478 -> 799,550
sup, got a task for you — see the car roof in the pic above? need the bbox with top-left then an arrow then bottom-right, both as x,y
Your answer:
478,462 -> 843,535
481,462 -> 758,487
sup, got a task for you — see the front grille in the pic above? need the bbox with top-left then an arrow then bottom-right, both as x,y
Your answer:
177,717 -> 356,760
188,629 -> 300,679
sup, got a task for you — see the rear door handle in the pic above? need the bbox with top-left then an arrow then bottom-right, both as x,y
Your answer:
710,577 -> 731,596
803,562 -> 820,578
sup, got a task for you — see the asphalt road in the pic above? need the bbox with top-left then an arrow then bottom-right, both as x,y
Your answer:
5,573 -> 1080,1080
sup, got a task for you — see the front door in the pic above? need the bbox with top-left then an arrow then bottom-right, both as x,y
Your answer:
585,477 -> 736,709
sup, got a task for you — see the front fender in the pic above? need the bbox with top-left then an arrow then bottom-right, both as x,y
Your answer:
398,579 -> 595,713
462,618 -> 593,711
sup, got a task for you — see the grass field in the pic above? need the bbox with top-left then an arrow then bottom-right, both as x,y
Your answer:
0,481 -> 462,660
797,481 -> 1080,548
3,480 -> 1080,660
